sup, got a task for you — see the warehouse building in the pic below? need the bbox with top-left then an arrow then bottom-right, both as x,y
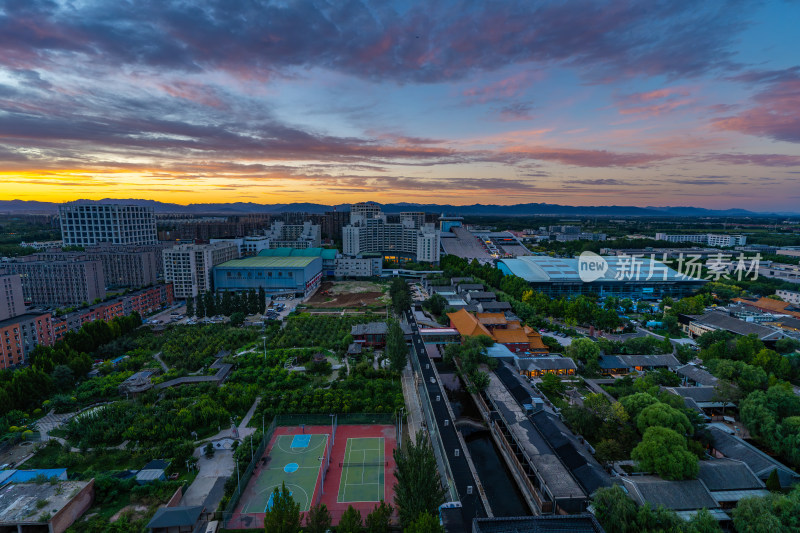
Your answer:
213,256 -> 322,297
497,255 -> 706,299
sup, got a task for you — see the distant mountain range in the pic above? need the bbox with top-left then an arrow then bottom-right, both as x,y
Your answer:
0,199 -> 795,217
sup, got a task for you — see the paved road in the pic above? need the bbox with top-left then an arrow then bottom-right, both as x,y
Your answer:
181,445 -> 235,511
401,363 -> 423,445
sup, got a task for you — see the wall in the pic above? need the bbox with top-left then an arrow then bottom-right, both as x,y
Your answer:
49,479 -> 94,533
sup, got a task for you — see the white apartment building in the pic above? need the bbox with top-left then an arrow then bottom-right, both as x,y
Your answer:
163,242 -> 239,298
266,221 -> 321,248
655,233 -> 747,247
334,257 -> 383,278
210,236 -> 271,257
60,204 -> 157,246
776,290 -> 800,305
343,205 -> 441,263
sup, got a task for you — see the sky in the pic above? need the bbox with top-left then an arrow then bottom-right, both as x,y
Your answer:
1,0 -> 799,211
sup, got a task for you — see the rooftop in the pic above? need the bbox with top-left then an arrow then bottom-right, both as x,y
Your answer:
351,322 -> 389,336
497,255 -> 702,283
472,515 -> 605,533
216,256 -> 319,269
146,505 -> 203,529
692,311 -> 783,340
598,354 -> 680,369
708,426 -> 800,482
697,459 -> 764,491
516,356 -> 577,372
676,364 -> 719,386
257,247 -> 338,260
621,476 -> 718,511
0,481 -> 90,523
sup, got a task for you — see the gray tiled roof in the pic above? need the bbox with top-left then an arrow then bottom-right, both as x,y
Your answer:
621,476 -> 718,511
708,427 -> 800,481
676,364 -> 719,386
693,311 -> 783,340
697,459 -> 764,491
146,506 -> 203,528
472,515 -> 605,533
598,354 -> 680,369
516,356 -> 577,372
351,322 -> 388,335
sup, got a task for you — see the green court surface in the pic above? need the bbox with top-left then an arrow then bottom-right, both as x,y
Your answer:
242,433 -> 328,513
337,437 -> 385,503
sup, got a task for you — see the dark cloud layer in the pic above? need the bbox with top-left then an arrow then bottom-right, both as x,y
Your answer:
0,0 -> 751,82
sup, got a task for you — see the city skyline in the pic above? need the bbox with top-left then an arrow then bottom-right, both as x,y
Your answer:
1,0 -> 799,210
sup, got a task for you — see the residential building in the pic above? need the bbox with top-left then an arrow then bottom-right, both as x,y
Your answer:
334,257 -> 382,278
210,236 -> 271,257
351,322 -> 389,347
322,209 -> 350,240
497,255 -> 706,299
0,312 -> 54,369
29,243 -> 161,288
0,273 -> 24,320
60,203 -> 157,246
265,221 -> 321,248
654,233 -> 747,247
343,203 -> 441,263
163,242 -> 239,298
4,259 -> 105,307
776,289 -> 800,305
212,255 -> 322,297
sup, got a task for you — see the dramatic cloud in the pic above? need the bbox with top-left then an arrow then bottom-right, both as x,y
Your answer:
714,71 -> 800,143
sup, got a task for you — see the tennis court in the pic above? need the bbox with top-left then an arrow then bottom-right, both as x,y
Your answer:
337,437 -> 385,503
240,432 -> 328,513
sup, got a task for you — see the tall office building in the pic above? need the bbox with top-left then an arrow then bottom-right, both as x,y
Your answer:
163,242 -> 240,298
60,203 -> 157,246
0,273 -> 25,320
343,204 -> 440,263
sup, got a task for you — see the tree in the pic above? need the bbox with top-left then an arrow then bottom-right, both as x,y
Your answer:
591,485 -> 639,533
765,469 -> 782,492
51,365 -> 75,392
619,393 -> 659,420
305,503 -> 332,533
394,431 -> 446,527
230,312 -> 246,327
566,338 -> 601,372
538,373 -> 566,397
337,505 -> 363,533
467,370 -> 490,393
631,426 -> 698,480
196,295 -> 206,318
365,500 -> 392,533
186,297 -> 194,317
425,294 -> 447,316
258,286 -> 267,314
263,482 -> 301,533
389,278 -> 412,315
636,402 -> 693,436
204,442 -> 215,457
683,508 -> 723,533
404,512 -> 443,533
732,495 -> 788,533
386,320 -> 408,372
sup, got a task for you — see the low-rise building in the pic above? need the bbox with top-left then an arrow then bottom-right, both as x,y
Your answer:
775,289 -> 800,305
0,478 -> 94,533
598,354 -> 680,375
685,310 -> 784,341
334,257 -> 382,278
516,356 -> 577,377
676,364 -> 719,387
212,255 -> 322,298
447,308 -> 548,354
708,426 -> 800,487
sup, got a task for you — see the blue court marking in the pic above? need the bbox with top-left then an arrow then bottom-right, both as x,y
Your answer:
284,462 -> 299,473
265,490 -> 293,512
291,434 -> 311,448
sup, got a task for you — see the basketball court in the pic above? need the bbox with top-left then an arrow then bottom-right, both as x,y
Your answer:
239,432 -> 328,513
337,437 -> 385,503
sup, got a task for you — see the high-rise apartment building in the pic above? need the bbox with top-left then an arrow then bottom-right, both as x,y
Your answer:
4,260 -> 105,307
29,244 -> 161,288
265,221 -> 321,249
323,209 -> 350,240
343,204 -> 440,263
0,273 -> 25,321
60,203 -> 157,246
163,242 -> 240,298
